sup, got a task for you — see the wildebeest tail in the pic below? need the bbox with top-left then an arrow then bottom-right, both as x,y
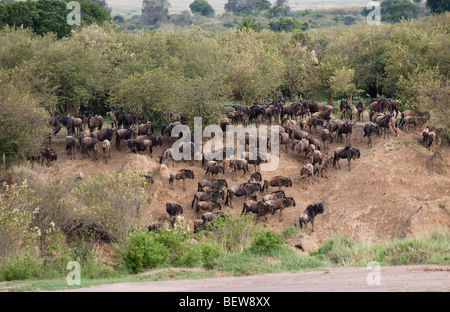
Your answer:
225,190 -> 229,205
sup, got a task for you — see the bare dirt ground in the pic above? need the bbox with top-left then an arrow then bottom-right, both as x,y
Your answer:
29,115 -> 450,292
57,264 -> 450,292
39,117 -> 450,249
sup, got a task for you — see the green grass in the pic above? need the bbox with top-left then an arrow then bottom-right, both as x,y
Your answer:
2,227 -> 448,291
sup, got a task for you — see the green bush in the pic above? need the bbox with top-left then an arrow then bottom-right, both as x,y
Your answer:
248,229 -> 284,255
0,253 -> 44,281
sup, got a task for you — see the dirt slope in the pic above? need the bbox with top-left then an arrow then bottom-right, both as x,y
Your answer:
38,120 -> 450,249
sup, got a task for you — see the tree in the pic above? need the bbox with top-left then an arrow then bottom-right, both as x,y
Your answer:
224,0 -> 270,15
142,0 -> 170,25
270,0 -> 290,17
382,0 -> 419,23
426,0 -> 450,13
0,0 -> 110,38
190,0 -> 215,17
269,17 -> 309,32
330,67 -> 362,105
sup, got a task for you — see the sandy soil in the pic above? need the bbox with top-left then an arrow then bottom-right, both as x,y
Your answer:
38,117 -> 450,249
55,264 -> 450,292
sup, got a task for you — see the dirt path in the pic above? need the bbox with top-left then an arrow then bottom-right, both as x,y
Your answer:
58,264 -> 449,292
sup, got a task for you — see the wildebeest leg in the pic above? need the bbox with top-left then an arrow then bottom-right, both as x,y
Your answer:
311,218 -> 315,232
182,179 -> 186,191
347,159 -> 352,171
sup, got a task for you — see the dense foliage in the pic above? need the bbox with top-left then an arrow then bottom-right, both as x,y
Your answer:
0,12 -> 449,163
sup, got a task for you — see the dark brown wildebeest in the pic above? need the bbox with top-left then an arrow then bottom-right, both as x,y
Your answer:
169,169 -> 194,190
230,159 -> 248,180
369,98 -> 389,117
49,116 -> 61,135
91,128 -> 114,142
88,115 -> 103,132
281,102 -> 301,120
241,200 -> 274,222
102,140 -> 111,164
205,161 -> 225,179
225,182 -> 262,208
363,122 -> 381,148
324,119 -> 344,143
262,176 -> 292,192
138,122 -> 155,136
268,196 -> 296,222
356,99 -> 365,122
64,116 -> 83,136
387,99 -> 400,118
166,202 -> 183,225
248,171 -> 262,184
159,148 -> 174,167
148,224 -> 165,232
81,137 -> 99,160
195,201 -> 221,218
65,136 -> 76,160
333,146 -> 360,171
115,128 -> 136,151
191,190 -> 225,208
194,211 -> 225,233
312,104 -> 334,122
340,99 -> 351,121
299,202 -> 324,232
240,152 -> 267,172
126,138 -> 152,156
308,102 -> 324,115
337,122 -> 353,146
41,148 -> 58,167
198,178 -> 228,191
374,113 -> 397,139
288,127 -> 308,141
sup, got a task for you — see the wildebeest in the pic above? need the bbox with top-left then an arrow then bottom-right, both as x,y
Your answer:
126,138 -> 152,156
363,122 -> 381,147
41,148 -> 58,166
159,148 -> 174,167
337,122 -> 353,145
102,139 -> 111,164
64,116 -> 83,136
399,109 -> 430,127
374,113 -> 397,138
65,136 -> 76,160
240,152 -> 268,172
427,130 -> 437,151
241,200 -> 274,222
115,128 -> 136,151
262,176 -> 292,192
306,115 -> 323,134
230,159 -> 248,180
401,116 -> 424,133
166,202 -> 183,224
262,190 -> 285,202
138,122 -> 155,136
333,146 -> 360,171
49,116 -> 61,135
300,163 -> 314,189
225,182 -> 262,208
281,102 -> 301,120
195,201 -> 221,218
340,99 -> 351,120
198,178 -> 228,191
91,128 -> 114,142
292,139 -> 310,159
279,132 -> 291,153
205,161 -> 225,179
191,190 -> 225,208
299,202 -> 324,232
194,211 -> 225,233
81,137 -> 99,160
355,99 -> 365,122
248,171 -> 262,184
320,129 -> 332,154
267,196 -> 296,222
88,115 -> 103,132
313,155 -> 333,179
169,169 -> 195,190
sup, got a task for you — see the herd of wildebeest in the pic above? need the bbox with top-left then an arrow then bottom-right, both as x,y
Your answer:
37,97 -> 443,234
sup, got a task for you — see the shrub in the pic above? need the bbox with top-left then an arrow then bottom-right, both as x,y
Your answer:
248,229 -> 284,255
